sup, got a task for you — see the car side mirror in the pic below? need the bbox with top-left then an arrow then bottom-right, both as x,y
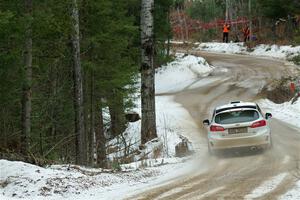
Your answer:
203,119 -> 210,126
265,113 -> 272,120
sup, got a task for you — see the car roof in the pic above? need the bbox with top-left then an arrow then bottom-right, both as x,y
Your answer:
215,101 -> 257,114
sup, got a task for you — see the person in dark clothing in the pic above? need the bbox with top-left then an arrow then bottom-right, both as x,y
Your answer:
242,25 -> 250,42
223,23 -> 230,43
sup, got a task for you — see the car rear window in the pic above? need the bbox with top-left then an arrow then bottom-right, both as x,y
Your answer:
214,110 -> 259,124
216,106 -> 257,114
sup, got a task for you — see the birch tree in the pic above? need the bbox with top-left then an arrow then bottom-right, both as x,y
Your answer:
71,0 -> 86,165
140,0 -> 157,144
21,0 -> 33,155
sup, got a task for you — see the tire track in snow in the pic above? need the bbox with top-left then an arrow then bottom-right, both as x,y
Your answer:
244,173 -> 287,199
177,186 -> 225,200
154,178 -> 207,200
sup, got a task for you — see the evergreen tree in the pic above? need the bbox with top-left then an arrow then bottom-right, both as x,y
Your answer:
71,0 -> 86,165
21,0 -> 33,156
258,0 -> 294,19
0,2 -> 24,153
0,0 -> 172,166
155,0 -> 173,65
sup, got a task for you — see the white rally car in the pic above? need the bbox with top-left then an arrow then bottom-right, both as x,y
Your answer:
203,101 -> 272,154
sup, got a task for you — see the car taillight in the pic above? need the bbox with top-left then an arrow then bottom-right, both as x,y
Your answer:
210,125 -> 225,132
250,120 -> 266,128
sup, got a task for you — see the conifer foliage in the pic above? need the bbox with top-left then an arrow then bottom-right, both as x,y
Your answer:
0,0 -> 173,166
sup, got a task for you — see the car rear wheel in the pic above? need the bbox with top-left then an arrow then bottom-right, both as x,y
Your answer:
208,142 -> 215,155
267,136 -> 273,150
262,136 -> 273,151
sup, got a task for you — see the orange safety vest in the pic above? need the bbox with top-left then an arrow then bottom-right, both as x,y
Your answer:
223,25 -> 230,33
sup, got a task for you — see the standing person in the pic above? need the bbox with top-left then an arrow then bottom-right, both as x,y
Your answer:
223,23 -> 230,43
242,25 -> 250,42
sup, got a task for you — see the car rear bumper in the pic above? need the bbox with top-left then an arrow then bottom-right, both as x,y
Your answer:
208,132 -> 271,150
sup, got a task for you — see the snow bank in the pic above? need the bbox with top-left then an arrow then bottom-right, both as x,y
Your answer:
197,42 -> 247,54
155,53 -> 213,94
0,158 -> 194,200
251,44 -> 300,59
107,95 -> 195,162
258,99 -> 300,129
279,180 -> 300,200
197,42 -> 300,59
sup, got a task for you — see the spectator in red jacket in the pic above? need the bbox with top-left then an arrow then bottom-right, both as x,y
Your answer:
242,25 -> 250,42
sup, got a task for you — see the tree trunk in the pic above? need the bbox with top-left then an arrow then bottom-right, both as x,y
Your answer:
140,0 -> 157,144
96,101 -> 106,168
176,8 -> 185,41
248,0 -> 252,39
108,90 -> 126,138
182,11 -> 189,41
71,0 -> 86,165
88,71 -> 95,166
226,0 -> 229,21
21,0 -> 33,155
167,10 -> 171,57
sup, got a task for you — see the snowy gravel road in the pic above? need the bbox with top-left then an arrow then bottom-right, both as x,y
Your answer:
130,52 -> 300,200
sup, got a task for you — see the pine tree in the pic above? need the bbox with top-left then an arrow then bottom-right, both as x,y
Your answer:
0,3 -> 24,154
21,0 -> 33,156
79,0 -> 139,166
71,0 -> 86,165
0,0 -> 170,166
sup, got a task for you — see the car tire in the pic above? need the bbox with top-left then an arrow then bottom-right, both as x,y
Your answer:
263,135 -> 273,152
208,143 -> 215,155
268,135 -> 273,149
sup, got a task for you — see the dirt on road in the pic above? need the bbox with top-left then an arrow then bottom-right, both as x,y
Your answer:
130,52 -> 300,200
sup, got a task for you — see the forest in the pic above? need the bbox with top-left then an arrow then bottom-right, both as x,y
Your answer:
1,0 -> 300,168
0,0 -> 172,167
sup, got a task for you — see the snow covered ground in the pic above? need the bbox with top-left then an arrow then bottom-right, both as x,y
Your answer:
108,94 -> 198,162
0,158 -> 203,200
155,53 -> 213,94
197,42 -> 300,59
279,180 -> 300,200
0,54 -> 212,200
197,42 -> 247,54
258,98 -> 300,129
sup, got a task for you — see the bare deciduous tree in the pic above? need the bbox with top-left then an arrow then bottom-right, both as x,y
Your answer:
140,0 -> 157,144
